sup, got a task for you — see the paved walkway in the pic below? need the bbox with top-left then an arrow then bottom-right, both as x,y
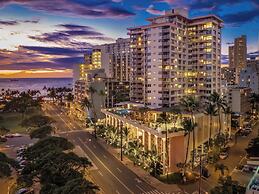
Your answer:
97,138 -> 183,194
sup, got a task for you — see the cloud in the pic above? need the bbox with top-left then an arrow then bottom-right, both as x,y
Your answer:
29,23 -> 114,48
0,45 -> 87,72
0,19 -> 18,26
222,8 -> 259,25
146,4 -> 165,15
0,0 -> 135,18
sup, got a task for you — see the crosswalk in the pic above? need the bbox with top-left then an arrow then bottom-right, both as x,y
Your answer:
141,191 -> 186,194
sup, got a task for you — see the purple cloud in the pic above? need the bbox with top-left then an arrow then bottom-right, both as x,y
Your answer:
0,0 -> 135,18
29,23 -> 114,48
0,19 -> 18,26
146,4 -> 165,15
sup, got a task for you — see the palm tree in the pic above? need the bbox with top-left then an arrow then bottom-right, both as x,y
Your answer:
66,93 -> 74,108
157,112 -> 171,182
88,86 -> 97,119
249,93 -> 259,113
81,97 -> 95,134
204,102 -> 217,149
99,90 -> 106,108
223,106 -> 232,138
182,118 -> 197,170
122,126 -> 130,149
128,140 -> 143,165
209,92 -> 227,134
180,96 -> 199,169
215,163 -> 229,177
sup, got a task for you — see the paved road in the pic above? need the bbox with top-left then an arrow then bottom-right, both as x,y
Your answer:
44,102 -> 177,194
180,121 -> 259,194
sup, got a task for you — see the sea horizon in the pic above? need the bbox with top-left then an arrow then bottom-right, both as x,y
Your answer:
0,77 -> 73,94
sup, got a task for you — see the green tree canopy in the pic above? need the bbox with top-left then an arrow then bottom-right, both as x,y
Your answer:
21,115 -> 54,128
29,125 -> 53,139
0,152 -> 17,178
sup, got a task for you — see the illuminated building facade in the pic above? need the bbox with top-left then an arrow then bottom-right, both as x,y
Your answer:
128,8 -> 223,108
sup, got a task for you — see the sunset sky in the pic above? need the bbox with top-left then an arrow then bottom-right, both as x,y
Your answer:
0,0 -> 259,78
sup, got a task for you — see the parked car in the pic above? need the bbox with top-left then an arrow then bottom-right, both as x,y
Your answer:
219,152 -> 228,160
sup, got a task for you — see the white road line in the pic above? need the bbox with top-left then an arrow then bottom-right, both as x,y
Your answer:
116,190 -> 120,194
117,167 -> 122,173
136,185 -> 145,193
93,145 -> 96,148
103,155 -> 107,159
78,137 -> 134,194
98,171 -> 103,177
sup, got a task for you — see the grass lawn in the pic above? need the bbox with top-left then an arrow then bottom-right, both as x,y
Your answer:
0,109 -> 43,134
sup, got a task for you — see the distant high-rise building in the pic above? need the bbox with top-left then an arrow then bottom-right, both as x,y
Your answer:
228,35 -> 247,83
128,8 -> 223,108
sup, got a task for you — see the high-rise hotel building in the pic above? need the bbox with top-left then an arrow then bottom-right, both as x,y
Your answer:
128,8 -> 223,108
73,38 -> 131,112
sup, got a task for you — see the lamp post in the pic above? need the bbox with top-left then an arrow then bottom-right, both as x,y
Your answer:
120,123 -> 123,161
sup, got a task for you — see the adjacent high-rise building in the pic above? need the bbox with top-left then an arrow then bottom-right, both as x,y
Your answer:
73,38 -> 131,115
128,8 -> 223,108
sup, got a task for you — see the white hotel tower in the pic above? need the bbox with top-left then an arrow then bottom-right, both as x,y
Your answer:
128,8 -> 223,108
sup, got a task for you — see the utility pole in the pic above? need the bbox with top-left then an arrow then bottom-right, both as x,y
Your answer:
198,153 -> 203,194
120,125 -> 123,161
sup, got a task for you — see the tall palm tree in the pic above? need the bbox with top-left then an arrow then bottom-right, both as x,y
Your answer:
249,93 -> 259,113
66,93 -> 74,108
88,86 -> 97,119
81,97 -> 94,133
182,118 -> 197,170
180,96 -> 199,169
157,112 -> 171,182
204,102 -> 217,149
223,106 -> 232,138
99,89 -> 106,108
209,92 -> 226,134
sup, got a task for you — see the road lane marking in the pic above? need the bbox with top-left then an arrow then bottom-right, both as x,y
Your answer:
136,185 -> 145,192
78,137 -> 134,194
93,145 -> 96,149
103,155 -> 107,159
117,168 -> 122,173
116,190 -> 120,194
98,171 -> 103,177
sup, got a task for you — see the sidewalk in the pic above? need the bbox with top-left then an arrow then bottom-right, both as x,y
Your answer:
97,138 -> 182,193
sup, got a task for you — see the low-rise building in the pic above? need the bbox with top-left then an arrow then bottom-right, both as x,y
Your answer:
101,103 -> 231,174
240,59 -> 259,94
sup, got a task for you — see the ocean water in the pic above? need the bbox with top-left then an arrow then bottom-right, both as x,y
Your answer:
0,78 -> 73,94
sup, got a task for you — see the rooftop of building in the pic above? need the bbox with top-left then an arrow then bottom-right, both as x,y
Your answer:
102,102 -> 205,137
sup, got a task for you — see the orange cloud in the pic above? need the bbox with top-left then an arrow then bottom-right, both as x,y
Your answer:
0,68 -> 72,78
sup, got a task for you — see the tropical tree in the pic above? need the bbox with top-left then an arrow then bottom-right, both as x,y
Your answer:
209,92 -> 227,134
87,86 -> 97,119
215,163 -> 229,177
0,152 -> 17,178
204,102 -> 217,148
249,93 -> 259,113
180,96 -> 199,169
29,125 -> 53,139
66,92 -> 74,108
128,140 -> 143,165
157,112 -> 171,182
122,126 -> 130,149
211,176 -> 246,194
99,89 -> 106,108
19,136 -> 98,193
182,118 -> 197,170
21,115 -> 54,128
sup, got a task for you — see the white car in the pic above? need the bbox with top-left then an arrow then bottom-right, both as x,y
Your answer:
219,152 -> 228,160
